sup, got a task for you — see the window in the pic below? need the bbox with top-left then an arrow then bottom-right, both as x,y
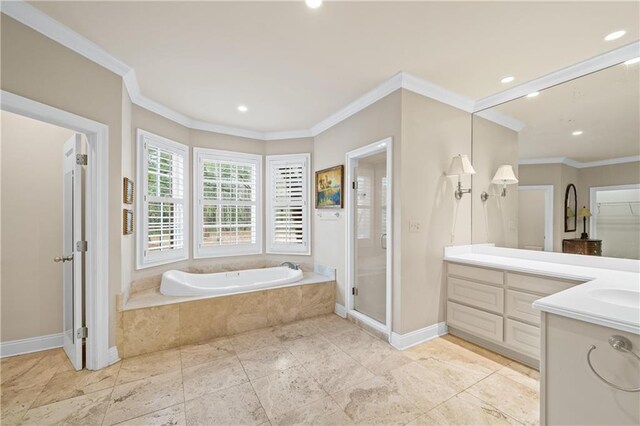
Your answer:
266,154 -> 311,254
194,148 -> 262,257
356,172 -> 373,240
136,129 -> 189,269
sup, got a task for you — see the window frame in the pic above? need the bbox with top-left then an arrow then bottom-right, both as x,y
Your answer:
193,148 -> 263,258
266,153 -> 311,255
136,129 -> 190,270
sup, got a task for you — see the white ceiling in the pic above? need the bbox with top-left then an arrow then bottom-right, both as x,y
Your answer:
493,62 -> 640,163
29,1 -> 640,133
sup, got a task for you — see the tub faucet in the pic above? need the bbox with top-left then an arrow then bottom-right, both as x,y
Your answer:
280,261 -> 300,270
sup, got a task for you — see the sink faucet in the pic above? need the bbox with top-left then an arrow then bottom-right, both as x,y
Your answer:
280,261 -> 300,270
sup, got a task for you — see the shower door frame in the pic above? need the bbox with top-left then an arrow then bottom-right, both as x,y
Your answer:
345,137 -> 393,340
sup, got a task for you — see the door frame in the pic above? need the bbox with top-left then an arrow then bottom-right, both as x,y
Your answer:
589,184 -> 640,239
345,137 -> 393,340
518,185 -> 554,252
1,90 -> 111,370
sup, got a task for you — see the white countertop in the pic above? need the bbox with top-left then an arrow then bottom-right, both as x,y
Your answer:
444,245 -> 640,335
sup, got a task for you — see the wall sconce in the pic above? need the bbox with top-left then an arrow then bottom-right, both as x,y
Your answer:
579,206 -> 592,239
447,154 -> 476,200
481,165 -> 518,201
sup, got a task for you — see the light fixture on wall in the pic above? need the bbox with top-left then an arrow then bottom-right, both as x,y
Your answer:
305,0 -> 322,8
481,165 -> 518,201
579,206 -> 592,239
447,154 -> 476,200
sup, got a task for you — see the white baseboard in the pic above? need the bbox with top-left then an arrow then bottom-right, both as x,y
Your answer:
107,346 -> 120,365
390,322 -> 448,350
334,303 -> 347,318
1,332 -> 64,358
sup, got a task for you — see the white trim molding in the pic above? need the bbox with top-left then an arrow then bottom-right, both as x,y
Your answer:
390,322 -> 449,351
1,90 -> 111,371
107,346 -> 120,365
334,303 -> 347,318
0,333 -> 64,358
520,156 -> 640,169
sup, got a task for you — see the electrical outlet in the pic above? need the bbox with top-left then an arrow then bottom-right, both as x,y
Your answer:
409,220 -> 421,233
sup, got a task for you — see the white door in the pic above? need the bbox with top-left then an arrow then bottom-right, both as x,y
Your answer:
60,134 -> 84,370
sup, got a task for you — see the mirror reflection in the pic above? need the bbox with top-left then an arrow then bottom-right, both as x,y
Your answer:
472,61 -> 640,259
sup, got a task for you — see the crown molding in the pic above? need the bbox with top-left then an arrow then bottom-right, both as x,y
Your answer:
1,0 -> 130,77
401,72 -> 474,113
310,72 -> 403,136
519,156 -> 640,169
474,41 -> 640,112
4,0 -> 634,141
474,109 -> 526,132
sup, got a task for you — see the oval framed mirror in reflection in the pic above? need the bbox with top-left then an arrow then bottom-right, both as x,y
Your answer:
565,184 -> 577,232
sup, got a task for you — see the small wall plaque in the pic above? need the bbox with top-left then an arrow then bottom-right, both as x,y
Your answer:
123,177 -> 134,204
123,209 -> 133,235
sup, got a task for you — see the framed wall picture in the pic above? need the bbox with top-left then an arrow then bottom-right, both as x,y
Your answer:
315,165 -> 344,209
123,177 -> 134,204
123,209 -> 134,235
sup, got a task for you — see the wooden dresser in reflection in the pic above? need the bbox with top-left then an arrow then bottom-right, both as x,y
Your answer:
562,238 -> 602,256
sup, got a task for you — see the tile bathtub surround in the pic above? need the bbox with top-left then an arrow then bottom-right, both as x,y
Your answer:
1,314 -> 541,425
120,280 -> 336,357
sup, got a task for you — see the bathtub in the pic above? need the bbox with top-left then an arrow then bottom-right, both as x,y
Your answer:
160,266 -> 304,297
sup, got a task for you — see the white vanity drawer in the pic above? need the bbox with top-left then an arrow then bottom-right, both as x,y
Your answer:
506,272 -> 578,296
447,277 -> 504,314
505,290 -> 540,325
505,318 -> 540,359
447,263 -> 503,286
447,301 -> 503,342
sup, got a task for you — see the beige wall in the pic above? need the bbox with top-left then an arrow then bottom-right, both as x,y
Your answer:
313,90 -> 402,322
128,105 -> 315,285
1,111 -> 75,341
519,161 -> 640,252
1,15 -> 125,346
471,116 -> 519,248
399,90 -> 472,333
519,163 -> 577,251
577,162 -> 640,212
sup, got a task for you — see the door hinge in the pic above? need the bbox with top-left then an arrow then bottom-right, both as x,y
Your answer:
76,154 -> 88,166
352,287 -> 358,296
77,326 -> 88,339
76,241 -> 88,252
352,181 -> 358,190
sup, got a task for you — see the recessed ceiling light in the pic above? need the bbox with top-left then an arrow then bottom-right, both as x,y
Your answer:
572,130 -> 583,136
624,57 -> 640,65
237,105 -> 248,113
526,92 -> 540,98
305,0 -> 322,9
604,30 -> 626,41
501,76 -> 515,84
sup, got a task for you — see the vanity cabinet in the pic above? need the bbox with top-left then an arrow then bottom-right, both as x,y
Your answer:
445,262 -> 584,367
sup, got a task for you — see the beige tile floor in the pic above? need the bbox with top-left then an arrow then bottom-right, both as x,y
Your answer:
1,314 -> 540,425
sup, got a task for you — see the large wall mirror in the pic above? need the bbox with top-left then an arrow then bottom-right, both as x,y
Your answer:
472,60 -> 640,259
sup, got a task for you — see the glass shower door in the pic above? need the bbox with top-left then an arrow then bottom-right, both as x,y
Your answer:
353,152 -> 387,324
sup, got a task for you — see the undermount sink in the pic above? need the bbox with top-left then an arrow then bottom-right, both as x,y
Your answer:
587,288 -> 640,308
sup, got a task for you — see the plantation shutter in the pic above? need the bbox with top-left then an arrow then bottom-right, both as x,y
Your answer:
194,149 -> 262,258
267,154 -> 310,254
137,129 -> 189,269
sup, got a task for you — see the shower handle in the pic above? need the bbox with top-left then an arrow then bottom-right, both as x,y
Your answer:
53,254 -> 74,263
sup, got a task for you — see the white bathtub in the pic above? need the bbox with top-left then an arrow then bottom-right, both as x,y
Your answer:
160,266 -> 304,297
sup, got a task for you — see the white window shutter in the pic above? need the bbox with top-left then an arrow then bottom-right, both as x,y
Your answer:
194,148 -> 262,258
267,154 -> 311,254
136,129 -> 189,269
